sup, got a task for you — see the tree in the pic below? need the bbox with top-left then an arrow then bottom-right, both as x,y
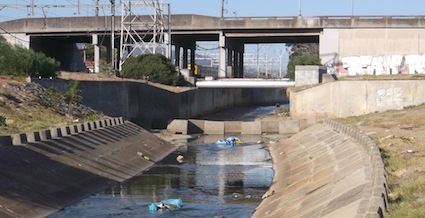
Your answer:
121,54 -> 187,86
285,43 -> 320,80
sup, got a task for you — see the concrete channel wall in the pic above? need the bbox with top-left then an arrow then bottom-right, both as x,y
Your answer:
290,80 -> 425,120
34,78 -> 288,130
166,119 -> 317,135
253,120 -> 387,218
0,119 -> 177,218
323,119 -> 388,218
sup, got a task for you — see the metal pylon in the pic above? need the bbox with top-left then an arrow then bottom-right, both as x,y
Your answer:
119,0 -> 169,71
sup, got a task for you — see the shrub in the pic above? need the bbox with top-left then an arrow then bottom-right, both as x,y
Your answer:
286,54 -> 321,80
0,115 -> 6,127
0,42 -> 60,78
121,54 -> 185,86
64,80 -> 82,116
41,87 -> 64,107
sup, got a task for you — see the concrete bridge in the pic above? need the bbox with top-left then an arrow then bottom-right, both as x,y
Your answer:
2,15 -> 425,77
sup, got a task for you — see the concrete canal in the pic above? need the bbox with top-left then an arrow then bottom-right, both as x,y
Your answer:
48,135 -> 273,217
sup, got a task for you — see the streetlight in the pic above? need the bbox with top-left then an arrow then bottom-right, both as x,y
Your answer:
351,0 -> 354,16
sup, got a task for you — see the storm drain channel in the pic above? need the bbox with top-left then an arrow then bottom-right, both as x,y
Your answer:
49,134 -> 273,218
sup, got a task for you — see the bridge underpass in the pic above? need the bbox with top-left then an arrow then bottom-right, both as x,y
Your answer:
172,29 -> 320,79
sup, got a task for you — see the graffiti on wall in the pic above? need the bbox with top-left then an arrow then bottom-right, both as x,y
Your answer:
376,87 -> 403,108
336,54 -> 425,76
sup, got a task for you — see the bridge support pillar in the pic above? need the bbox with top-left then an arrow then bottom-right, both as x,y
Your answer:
183,46 -> 188,69
219,32 -> 227,78
190,46 -> 196,76
174,45 -> 181,67
92,34 -> 100,73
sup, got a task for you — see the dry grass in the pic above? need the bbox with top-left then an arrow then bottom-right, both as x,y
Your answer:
338,104 -> 425,217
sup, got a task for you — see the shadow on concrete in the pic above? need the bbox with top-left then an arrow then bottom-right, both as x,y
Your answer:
0,122 -> 176,217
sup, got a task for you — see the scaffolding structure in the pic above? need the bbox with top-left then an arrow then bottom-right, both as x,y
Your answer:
119,0 -> 170,70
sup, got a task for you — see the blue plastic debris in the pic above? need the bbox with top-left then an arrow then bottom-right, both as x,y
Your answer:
216,137 -> 243,147
148,198 -> 183,213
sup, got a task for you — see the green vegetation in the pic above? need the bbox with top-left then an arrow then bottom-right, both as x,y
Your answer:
286,54 -> 321,80
64,80 -> 83,115
41,87 -> 64,108
121,54 -> 186,86
0,115 -> 6,127
285,43 -> 320,80
0,42 -> 60,78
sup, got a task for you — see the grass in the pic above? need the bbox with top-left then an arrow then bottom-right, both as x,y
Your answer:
0,106 -> 72,135
340,103 -> 425,218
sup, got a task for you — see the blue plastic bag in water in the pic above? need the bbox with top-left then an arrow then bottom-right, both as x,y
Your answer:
148,198 -> 183,213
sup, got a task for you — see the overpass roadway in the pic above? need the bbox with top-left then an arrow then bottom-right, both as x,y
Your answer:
1,14 -> 425,78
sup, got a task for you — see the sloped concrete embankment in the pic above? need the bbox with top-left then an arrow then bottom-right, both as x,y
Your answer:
0,119 -> 176,218
253,120 -> 387,218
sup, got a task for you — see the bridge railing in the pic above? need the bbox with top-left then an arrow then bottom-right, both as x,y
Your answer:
222,15 -> 425,21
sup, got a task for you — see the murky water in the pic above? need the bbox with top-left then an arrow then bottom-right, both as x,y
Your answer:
49,135 -> 273,218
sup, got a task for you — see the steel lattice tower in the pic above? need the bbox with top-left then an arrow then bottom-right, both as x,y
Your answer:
119,0 -> 170,70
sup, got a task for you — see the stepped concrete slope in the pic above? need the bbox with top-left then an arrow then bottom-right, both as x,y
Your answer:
253,121 -> 387,218
0,122 -> 176,218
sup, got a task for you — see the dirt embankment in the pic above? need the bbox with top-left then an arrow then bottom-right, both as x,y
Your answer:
0,79 -> 107,136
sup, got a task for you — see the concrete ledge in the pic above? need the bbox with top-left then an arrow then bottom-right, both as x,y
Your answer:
27,132 -> 42,143
279,120 -> 300,134
166,119 -> 189,134
204,121 -> 225,135
224,121 -> 242,133
9,117 -> 124,146
241,121 -> 262,134
261,120 -> 279,133
12,133 -> 28,145
166,119 -> 317,135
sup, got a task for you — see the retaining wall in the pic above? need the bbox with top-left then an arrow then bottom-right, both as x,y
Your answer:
290,80 -> 425,120
34,78 -> 288,130
0,118 -> 177,217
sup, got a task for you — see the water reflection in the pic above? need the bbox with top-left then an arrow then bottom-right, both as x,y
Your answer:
49,135 -> 273,218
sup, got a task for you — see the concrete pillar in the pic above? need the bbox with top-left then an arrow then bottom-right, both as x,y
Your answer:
190,47 -> 196,76
183,47 -> 188,69
239,51 -> 244,78
227,49 -> 233,78
174,44 -> 181,67
218,32 -> 227,78
92,34 -> 100,73
164,34 -> 171,59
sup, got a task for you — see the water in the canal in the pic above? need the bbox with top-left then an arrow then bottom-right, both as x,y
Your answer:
49,135 -> 273,218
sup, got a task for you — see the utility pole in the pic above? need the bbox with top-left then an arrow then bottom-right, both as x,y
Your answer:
110,0 -> 115,70
221,0 -> 225,18
95,0 -> 99,16
31,0 -> 34,16
298,0 -> 302,16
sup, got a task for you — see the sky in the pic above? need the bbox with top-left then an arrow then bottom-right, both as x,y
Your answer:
1,0 -> 425,21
